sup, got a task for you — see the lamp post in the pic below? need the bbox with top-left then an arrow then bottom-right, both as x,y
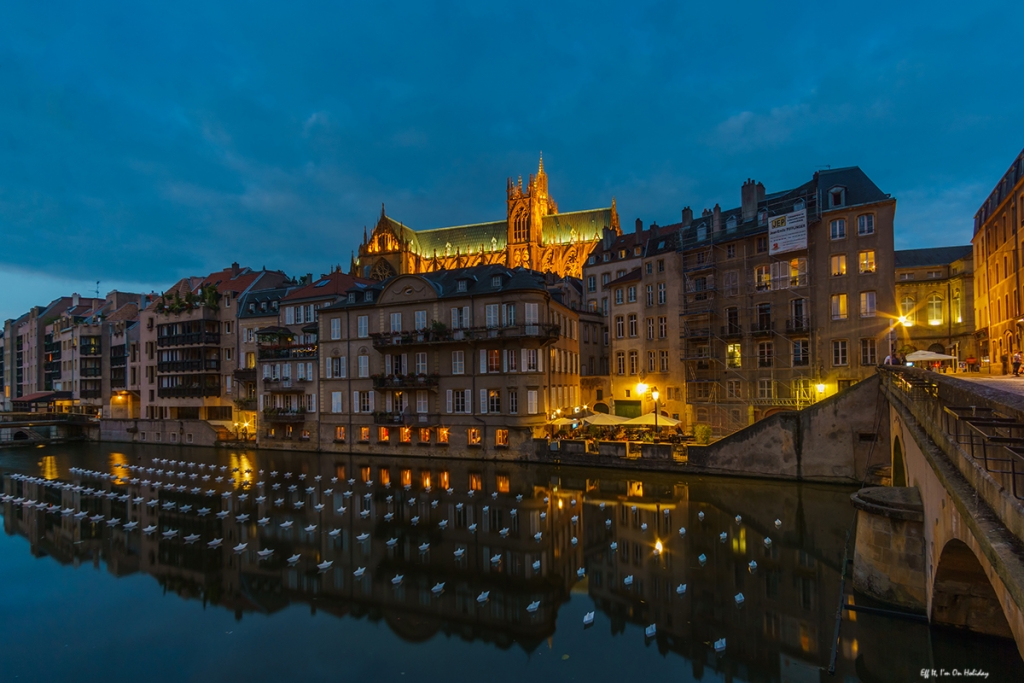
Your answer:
651,389 -> 660,434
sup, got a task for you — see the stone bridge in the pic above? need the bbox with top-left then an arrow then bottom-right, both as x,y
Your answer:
855,367 -> 1024,657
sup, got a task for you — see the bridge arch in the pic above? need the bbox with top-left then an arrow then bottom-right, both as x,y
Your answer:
891,435 -> 907,487
932,539 -> 1014,640
12,430 -> 29,441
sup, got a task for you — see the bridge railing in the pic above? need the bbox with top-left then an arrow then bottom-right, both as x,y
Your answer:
881,366 -> 1024,504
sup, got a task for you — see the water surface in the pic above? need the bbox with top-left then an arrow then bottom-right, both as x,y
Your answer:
1,443 -> 1019,682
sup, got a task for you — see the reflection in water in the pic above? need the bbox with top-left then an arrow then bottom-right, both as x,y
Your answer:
1,444 -> 1021,681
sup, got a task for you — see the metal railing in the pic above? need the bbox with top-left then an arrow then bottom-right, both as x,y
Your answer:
370,324 -> 560,348
156,332 -> 221,348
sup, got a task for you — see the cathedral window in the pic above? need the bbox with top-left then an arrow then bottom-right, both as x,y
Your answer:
513,209 -> 529,243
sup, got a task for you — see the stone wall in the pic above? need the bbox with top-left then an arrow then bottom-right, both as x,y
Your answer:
100,419 -> 221,447
684,375 -> 887,483
850,486 -> 927,611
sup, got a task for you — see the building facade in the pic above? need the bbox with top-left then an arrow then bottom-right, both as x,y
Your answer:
351,157 -> 620,281
138,264 -> 288,440
972,147 -> 1024,375
317,265 -> 580,457
671,169 -> 896,437
894,247 -> 976,367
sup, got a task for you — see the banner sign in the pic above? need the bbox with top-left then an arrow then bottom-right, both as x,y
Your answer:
768,209 -> 808,255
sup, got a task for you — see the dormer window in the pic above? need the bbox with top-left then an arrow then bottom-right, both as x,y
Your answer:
758,209 -> 768,226
348,293 -> 356,303
633,246 -> 642,256
457,280 -> 468,292
260,302 -> 267,312
618,249 -> 627,259
725,215 -> 737,231
249,303 -> 255,313
602,254 -> 610,263
491,276 -> 502,287
829,187 -> 846,208
363,291 -> 373,302
272,301 -> 278,310
588,256 -> 596,265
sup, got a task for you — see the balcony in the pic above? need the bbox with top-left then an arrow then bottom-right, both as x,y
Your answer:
720,324 -> 742,339
757,356 -> 774,368
81,367 -> 102,378
234,368 -> 257,383
234,398 -> 257,411
110,356 -> 127,367
370,324 -> 560,349
751,321 -> 774,337
157,359 -> 220,373
80,344 -> 102,357
371,411 -> 440,425
80,389 -> 102,399
262,408 -> 307,423
257,344 -> 318,360
372,374 -> 440,390
157,382 -> 221,398
267,379 -> 305,393
156,332 -> 221,348
785,317 -> 811,334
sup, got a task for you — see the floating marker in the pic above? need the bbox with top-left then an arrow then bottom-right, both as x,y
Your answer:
714,638 -> 726,653
678,527 -> 687,537
719,532 -> 728,542
698,553 -> 707,566
624,575 -> 633,586
775,518 -> 782,529
748,560 -> 758,572
735,514 -> 742,524
583,611 -> 594,626
676,583 -> 687,595
645,624 -> 657,638
698,511 -> 705,521
764,537 -> 772,548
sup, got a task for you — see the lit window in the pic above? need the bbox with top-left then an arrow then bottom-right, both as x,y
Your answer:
418,427 -> 431,443
858,250 -> 875,273
401,469 -> 412,486
928,294 -> 943,325
860,291 -> 876,318
400,426 -> 412,443
378,427 -> 390,442
359,426 -> 370,442
469,473 -> 482,490
437,427 -> 449,444
901,296 -> 916,325
361,466 -> 371,482
727,343 -> 742,368
831,294 -> 848,320
495,430 -> 509,448
830,254 -> 847,277
334,426 -> 346,442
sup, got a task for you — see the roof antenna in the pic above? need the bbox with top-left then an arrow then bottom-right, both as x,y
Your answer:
96,280 -> 100,298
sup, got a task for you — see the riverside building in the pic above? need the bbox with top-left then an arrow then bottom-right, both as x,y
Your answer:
630,168 -> 896,438
317,264 -> 580,457
971,146 -> 1024,375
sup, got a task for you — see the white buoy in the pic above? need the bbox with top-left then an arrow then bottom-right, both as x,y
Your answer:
353,566 -> 365,577
420,543 -> 431,553
748,560 -> 758,572
676,583 -> 687,595
288,555 -> 301,564
735,514 -> 742,524
386,537 -> 398,547
477,591 -> 489,603
714,638 -> 726,653
678,527 -> 687,537
533,560 -> 542,571
432,582 -> 445,595
624,575 -> 633,586
356,532 -> 369,542
526,600 -> 540,613
610,542 -> 618,551
645,624 -> 657,638
775,518 -> 782,529
719,532 -> 728,542
583,611 -> 594,626
698,511 -> 705,521
257,548 -> 274,559
233,542 -> 247,553
764,537 -> 772,548
391,574 -> 404,585
734,592 -> 745,605
317,560 -> 333,571
698,553 -> 707,566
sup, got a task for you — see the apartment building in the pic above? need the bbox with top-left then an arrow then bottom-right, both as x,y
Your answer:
894,247 -> 976,366
236,286 -> 289,436
256,269 -> 369,449
3,294 -> 104,411
138,264 -> 287,441
317,264 -> 580,457
972,146 -> 1024,375
672,169 -> 895,437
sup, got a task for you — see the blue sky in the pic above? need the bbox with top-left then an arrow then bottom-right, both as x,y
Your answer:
1,1 -> 1022,321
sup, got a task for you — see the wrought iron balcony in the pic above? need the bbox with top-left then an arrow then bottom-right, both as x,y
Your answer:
262,408 -> 307,423
80,389 -> 102,399
750,320 -> 774,337
370,324 -> 559,349
81,367 -> 102,378
372,374 -> 440,390
157,359 -> 220,373
785,317 -> 811,334
157,384 -> 220,398
720,324 -> 742,339
257,344 -> 318,360
80,344 -> 102,356
233,368 -> 257,383
156,332 -> 221,348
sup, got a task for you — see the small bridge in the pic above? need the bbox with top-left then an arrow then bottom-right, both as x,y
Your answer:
0,413 -> 97,447
860,367 -> 1024,656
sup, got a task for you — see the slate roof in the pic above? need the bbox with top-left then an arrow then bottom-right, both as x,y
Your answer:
608,268 -> 642,286
238,287 -> 289,320
281,271 -> 371,303
894,246 -> 973,268
380,207 -> 613,257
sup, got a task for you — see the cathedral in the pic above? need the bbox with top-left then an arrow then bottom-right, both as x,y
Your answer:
350,156 -> 620,281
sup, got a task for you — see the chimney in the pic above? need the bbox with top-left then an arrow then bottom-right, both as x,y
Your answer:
231,262 -> 241,276
741,179 -> 765,223
635,218 -> 643,234
681,207 -> 693,227
712,204 -> 722,233
602,226 -> 613,250
72,293 -> 79,307
702,208 -> 712,218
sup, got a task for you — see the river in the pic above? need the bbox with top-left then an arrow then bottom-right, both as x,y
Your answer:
1,443 -> 1019,682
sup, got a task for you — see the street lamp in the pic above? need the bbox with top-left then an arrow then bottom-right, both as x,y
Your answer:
651,389 -> 660,433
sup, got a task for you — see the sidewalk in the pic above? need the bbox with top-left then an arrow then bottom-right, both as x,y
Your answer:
954,373 -> 1024,397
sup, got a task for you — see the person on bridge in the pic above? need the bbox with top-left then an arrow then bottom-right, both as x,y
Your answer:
1013,351 -> 1022,377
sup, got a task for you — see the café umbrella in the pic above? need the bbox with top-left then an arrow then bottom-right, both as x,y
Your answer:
621,412 -> 682,427
905,350 -> 955,362
582,413 -> 629,426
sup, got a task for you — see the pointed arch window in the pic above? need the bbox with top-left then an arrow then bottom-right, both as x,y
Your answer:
513,208 -> 529,243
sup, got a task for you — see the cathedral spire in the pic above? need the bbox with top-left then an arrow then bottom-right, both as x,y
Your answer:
538,151 -> 544,175
380,202 -> 386,219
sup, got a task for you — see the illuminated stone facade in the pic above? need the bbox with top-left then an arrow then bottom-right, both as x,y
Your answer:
351,156 -> 620,281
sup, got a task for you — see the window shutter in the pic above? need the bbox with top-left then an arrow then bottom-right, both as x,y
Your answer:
331,318 -> 340,340
503,351 -> 508,373
353,391 -> 360,413
310,393 -> 317,413
446,389 -> 453,414
285,307 -> 295,325
331,392 -> 341,413
464,389 -> 472,413
538,349 -> 544,372
385,354 -> 392,375
462,306 -> 469,328
480,349 -> 487,374
340,357 -> 347,378
369,391 -> 375,411
451,308 -> 459,328
480,389 -> 488,414
522,348 -> 528,372
306,362 -> 313,379
401,354 -> 408,374
259,395 -> 264,411
325,358 -> 332,379
386,393 -> 393,412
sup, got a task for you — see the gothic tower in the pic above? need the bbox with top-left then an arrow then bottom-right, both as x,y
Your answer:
506,153 -> 557,270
